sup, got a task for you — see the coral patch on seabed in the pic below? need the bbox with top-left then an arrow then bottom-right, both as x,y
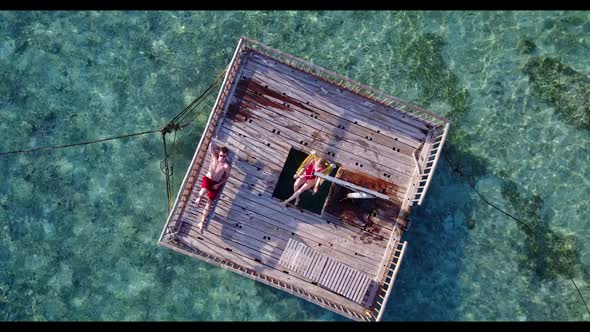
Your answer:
523,56 -> 590,129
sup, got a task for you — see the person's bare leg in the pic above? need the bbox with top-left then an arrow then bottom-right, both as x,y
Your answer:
293,177 -> 305,192
195,187 -> 208,207
292,178 -> 306,206
198,200 -> 212,232
281,180 -> 315,207
281,177 -> 306,206
281,178 -> 304,206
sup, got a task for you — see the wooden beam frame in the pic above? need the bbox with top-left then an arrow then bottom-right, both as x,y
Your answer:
313,172 -> 390,200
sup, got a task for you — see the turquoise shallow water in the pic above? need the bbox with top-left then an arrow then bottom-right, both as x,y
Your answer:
0,11 -> 588,321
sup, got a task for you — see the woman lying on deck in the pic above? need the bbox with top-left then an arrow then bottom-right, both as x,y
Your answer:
280,151 -> 331,207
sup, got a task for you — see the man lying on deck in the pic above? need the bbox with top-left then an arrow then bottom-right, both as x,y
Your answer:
194,143 -> 232,232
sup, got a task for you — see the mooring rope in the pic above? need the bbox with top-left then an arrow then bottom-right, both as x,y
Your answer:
0,129 -> 162,157
442,145 -> 590,319
0,69 -> 226,158
0,68 -> 226,214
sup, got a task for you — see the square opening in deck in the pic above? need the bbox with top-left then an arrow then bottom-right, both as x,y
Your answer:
272,147 -> 338,215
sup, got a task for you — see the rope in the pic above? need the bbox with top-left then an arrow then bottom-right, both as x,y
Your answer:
171,129 -> 177,196
166,69 -> 227,129
161,133 -> 172,211
0,128 -> 161,156
568,270 -> 590,318
160,129 -> 178,212
442,145 -> 590,319
158,68 -> 226,212
0,68 -> 226,216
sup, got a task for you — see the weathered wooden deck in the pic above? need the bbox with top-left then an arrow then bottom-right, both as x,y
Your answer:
159,37 -> 449,321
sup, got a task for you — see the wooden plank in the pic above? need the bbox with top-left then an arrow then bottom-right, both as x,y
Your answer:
319,258 -> 334,286
336,267 -> 352,295
219,125 -> 288,168
327,264 -> 342,290
223,115 -> 408,201
212,50 -> 251,138
294,244 -> 308,273
222,106 -> 412,205
171,233 -> 368,314
187,163 -> 396,256
243,63 -> 428,146
219,175 -> 393,243
211,201 -> 382,269
174,234 -> 266,272
226,106 -> 414,190
246,51 -> 433,132
228,102 -> 415,181
337,267 -> 354,295
291,243 -> 301,271
301,246 -> 315,274
235,73 -> 424,157
244,56 -> 429,142
359,277 -> 373,303
183,216 -> 284,261
233,85 -> 418,160
182,214 -> 284,262
224,105 -> 412,187
247,51 -> 433,134
213,133 -> 284,175
282,241 -> 330,282
180,152 -> 394,278
340,270 -> 354,299
337,268 -> 352,297
351,271 -> 368,303
279,239 -> 294,268
308,254 -> 324,282
307,252 -> 323,280
302,251 -> 317,279
210,193 -> 386,264
220,184 -> 391,261
239,67 -> 423,152
327,261 -> 343,290
231,89 -> 417,165
184,202 -> 380,275
345,271 -> 362,299
335,266 -> 349,293
343,268 -> 360,297
304,250 -> 373,305
303,247 -> 317,276
353,275 -> 372,304
231,89 -> 418,171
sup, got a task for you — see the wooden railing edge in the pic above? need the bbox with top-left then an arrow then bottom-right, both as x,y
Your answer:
373,241 -> 408,321
164,235 -> 370,321
416,122 -> 450,206
158,38 -> 246,244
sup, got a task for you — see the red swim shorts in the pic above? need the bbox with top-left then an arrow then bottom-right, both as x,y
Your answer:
201,176 -> 221,200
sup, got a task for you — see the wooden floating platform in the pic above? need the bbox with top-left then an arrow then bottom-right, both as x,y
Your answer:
158,37 -> 449,321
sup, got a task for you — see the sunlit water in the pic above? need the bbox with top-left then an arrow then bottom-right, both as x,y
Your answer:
0,11 -> 588,321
